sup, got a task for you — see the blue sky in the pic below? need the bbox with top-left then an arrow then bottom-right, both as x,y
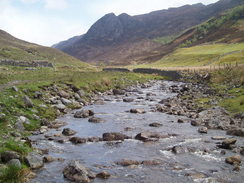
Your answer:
0,0 -> 218,46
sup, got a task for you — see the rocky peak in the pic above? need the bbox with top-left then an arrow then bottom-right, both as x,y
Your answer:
84,13 -> 124,44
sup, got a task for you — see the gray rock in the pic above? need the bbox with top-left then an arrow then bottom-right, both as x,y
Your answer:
172,145 -> 187,154
135,132 -> 168,142
61,98 -> 72,105
0,113 -> 6,120
113,89 -> 125,95
149,123 -> 162,127
96,171 -> 111,179
77,90 -> 86,97
74,110 -> 94,118
116,159 -> 141,166
103,132 -> 129,141
198,126 -> 208,133
226,128 -> 244,137
62,128 -> 77,136
43,156 -> 55,163
70,137 -> 87,144
191,120 -> 201,126
123,98 -> 134,102
130,108 -> 146,114
48,120 -> 67,129
211,136 -> 226,140
53,104 -> 66,110
23,95 -> 33,108
12,86 -> 19,92
225,155 -> 241,165
7,159 -> 21,168
25,152 -> 43,169
59,90 -> 70,98
218,138 -> 237,150
88,117 -> 104,123
63,161 -> 95,183
1,151 -> 20,163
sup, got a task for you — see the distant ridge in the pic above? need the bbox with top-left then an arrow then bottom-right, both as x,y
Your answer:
53,0 -> 243,65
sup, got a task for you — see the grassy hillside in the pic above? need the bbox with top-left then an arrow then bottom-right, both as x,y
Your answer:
130,43 -> 244,68
134,5 -> 244,69
0,29 -> 94,69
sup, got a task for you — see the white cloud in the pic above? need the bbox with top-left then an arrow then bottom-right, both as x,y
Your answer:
21,0 -> 39,3
44,0 -> 68,10
0,0 -> 83,46
0,0 -> 220,46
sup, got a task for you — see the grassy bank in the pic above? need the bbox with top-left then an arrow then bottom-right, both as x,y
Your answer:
189,65 -> 244,116
128,43 -> 244,69
0,66 -> 163,182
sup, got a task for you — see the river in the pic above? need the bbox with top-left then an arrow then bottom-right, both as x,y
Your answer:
30,80 -> 244,183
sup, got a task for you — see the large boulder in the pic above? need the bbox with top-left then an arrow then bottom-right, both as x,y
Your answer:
102,132 -> 129,141
63,161 -> 95,183
25,152 -> 44,169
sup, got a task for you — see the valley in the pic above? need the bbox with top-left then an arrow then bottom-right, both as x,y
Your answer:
0,0 -> 243,182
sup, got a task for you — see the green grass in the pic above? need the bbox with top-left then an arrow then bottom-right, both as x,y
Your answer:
0,29 -> 95,69
130,43 -> 244,68
179,5 -> 244,47
153,35 -> 178,45
0,164 -> 27,183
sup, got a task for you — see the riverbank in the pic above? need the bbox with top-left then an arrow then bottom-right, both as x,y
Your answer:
0,69 -> 163,183
29,80 -> 243,183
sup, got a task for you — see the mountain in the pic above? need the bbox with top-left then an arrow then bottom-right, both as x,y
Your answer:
0,29 -> 92,68
134,5 -> 244,68
53,0 -> 243,65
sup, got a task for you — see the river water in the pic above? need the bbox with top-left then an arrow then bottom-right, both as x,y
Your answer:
30,81 -> 243,183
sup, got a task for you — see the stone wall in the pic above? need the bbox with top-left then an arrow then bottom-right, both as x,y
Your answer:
0,59 -> 54,68
103,68 -> 130,72
133,68 -> 181,80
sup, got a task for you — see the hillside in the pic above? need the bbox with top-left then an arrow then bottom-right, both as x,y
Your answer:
0,29 -> 92,69
134,5 -> 244,68
53,0 -> 243,65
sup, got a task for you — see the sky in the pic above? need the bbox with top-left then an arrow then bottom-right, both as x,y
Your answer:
0,0 -> 219,46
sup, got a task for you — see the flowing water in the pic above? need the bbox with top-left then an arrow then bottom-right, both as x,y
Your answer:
30,81 -> 244,183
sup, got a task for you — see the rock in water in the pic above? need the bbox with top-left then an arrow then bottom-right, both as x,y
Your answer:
198,126 -> 208,133
225,155 -> 241,165
88,117 -> 104,123
96,171 -> 111,179
63,161 -> 95,183
25,152 -> 43,169
130,108 -> 146,114
74,110 -> 94,118
62,128 -> 77,136
149,123 -> 162,127
113,89 -> 125,95
102,132 -> 129,141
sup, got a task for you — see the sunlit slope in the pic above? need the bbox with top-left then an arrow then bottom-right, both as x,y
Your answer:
0,29 -> 94,69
